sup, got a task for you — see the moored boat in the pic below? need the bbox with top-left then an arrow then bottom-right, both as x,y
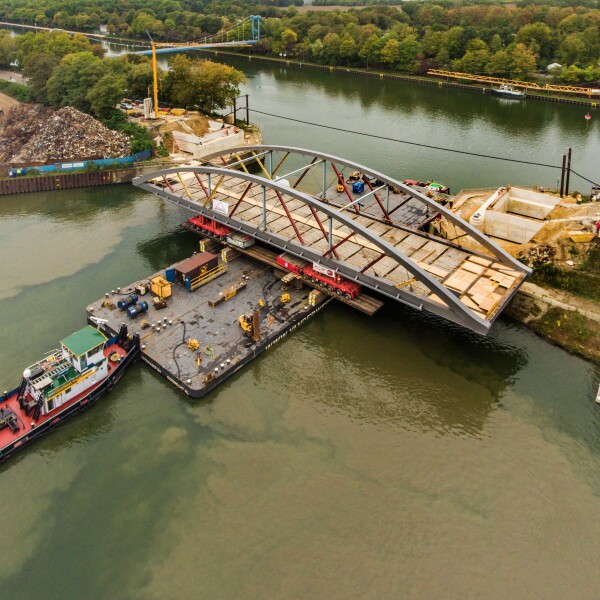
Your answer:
491,84 -> 526,99
0,324 -> 140,462
403,179 -> 450,194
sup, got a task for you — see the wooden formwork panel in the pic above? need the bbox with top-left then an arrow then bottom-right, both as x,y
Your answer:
397,234 -> 428,257
266,211 -> 286,225
387,230 -> 411,245
376,256 -> 403,278
418,241 -> 447,264
351,215 -> 374,229
345,251 -> 368,269
355,247 -> 383,264
298,227 -> 324,246
443,269 -> 479,293
334,241 -> 363,262
417,261 -> 449,279
365,221 -> 394,237
310,239 -> 331,255
432,248 -> 465,272
277,224 -> 300,241
241,206 -> 264,223
410,243 -> 441,263
409,280 -> 432,297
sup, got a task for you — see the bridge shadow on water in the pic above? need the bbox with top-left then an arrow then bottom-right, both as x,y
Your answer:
267,298 -> 531,440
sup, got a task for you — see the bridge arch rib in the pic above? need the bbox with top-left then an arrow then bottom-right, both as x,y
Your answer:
133,158 -> 528,335
202,144 -> 530,275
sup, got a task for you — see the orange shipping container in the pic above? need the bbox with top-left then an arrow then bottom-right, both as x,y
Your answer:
150,276 -> 172,299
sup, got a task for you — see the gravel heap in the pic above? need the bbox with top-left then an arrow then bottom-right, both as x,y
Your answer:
0,104 -> 131,163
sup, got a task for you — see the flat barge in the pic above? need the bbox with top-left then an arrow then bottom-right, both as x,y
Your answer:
86,247 -> 332,398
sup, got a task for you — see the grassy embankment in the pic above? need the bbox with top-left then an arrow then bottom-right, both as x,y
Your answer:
0,79 -> 33,101
507,240 -> 600,364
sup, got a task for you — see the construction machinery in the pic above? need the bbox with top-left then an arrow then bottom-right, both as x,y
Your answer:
428,69 -> 600,97
144,16 -> 261,119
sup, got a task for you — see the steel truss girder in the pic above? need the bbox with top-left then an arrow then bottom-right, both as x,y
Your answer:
134,167 -> 504,334
202,144 -> 531,276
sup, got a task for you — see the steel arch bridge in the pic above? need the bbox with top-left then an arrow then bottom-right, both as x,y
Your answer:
133,145 -> 529,335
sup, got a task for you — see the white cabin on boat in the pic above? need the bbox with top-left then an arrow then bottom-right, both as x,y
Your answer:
23,326 -> 109,416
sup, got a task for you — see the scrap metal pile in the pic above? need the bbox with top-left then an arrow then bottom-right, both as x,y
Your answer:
0,105 -> 130,163
518,244 -> 556,267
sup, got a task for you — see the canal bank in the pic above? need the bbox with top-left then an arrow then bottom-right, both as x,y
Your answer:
204,49 -> 600,109
506,279 -> 600,365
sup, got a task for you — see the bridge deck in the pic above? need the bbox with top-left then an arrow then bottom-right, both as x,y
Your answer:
156,171 -> 525,324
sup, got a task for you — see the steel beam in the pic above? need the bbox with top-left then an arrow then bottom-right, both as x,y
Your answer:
200,144 -> 531,275
134,166 -> 495,334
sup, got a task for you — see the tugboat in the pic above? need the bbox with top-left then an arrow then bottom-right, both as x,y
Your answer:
0,324 -> 140,462
491,84 -> 526,99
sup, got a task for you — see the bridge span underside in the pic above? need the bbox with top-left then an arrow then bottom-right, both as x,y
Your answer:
133,146 -> 529,335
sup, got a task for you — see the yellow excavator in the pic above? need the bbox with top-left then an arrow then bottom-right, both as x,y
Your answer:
238,314 -> 253,333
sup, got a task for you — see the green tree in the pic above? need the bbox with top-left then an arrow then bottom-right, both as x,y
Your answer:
516,23 -> 554,62
0,30 -> 16,67
380,38 -> 400,67
22,53 -> 59,102
559,34 -> 587,66
560,64 -> 585,83
127,61 -> 156,100
444,27 -> 467,60
46,52 -> 105,112
339,34 -> 357,64
453,48 -> 490,74
322,33 -> 341,65
281,28 -> 298,52
397,36 -> 421,73
487,49 -> 511,76
88,73 -> 127,117
359,34 -> 381,68
508,43 -> 537,78
164,56 -> 245,112
490,34 -> 503,53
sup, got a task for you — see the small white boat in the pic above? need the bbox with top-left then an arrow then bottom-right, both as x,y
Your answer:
491,84 -> 526,99
596,384 -> 600,405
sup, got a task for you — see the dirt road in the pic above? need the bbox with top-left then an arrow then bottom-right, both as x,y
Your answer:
0,91 -> 18,112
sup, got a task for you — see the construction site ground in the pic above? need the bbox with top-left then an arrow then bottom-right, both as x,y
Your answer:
0,91 -> 18,113
445,188 -> 600,364
448,188 -> 600,268
129,110 -> 262,158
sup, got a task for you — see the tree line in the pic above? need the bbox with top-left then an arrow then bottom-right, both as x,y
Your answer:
1,1 -> 600,82
253,2 -> 600,83
0,0 -> 299,40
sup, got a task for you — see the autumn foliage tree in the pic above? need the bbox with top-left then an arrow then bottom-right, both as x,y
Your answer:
163,55 -> 246,112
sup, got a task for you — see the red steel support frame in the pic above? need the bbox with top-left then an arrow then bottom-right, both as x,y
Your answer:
307,205 -> 340,259
229,182 -> 254,217
162,175 -> 175,193
194,172 -> 210,198
323,229 -> 356,258
292,157 -> 318,189
274,189 -> 305,245
364,178 -> 391,222
331,163 -> 360,214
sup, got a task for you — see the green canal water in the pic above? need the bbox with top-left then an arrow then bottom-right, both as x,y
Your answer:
1,59 -> 600,599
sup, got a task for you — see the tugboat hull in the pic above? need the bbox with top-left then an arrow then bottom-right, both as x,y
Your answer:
0,329 -> 140,463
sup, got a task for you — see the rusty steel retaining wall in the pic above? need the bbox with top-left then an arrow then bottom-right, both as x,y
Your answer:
0,168 -> 138,195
